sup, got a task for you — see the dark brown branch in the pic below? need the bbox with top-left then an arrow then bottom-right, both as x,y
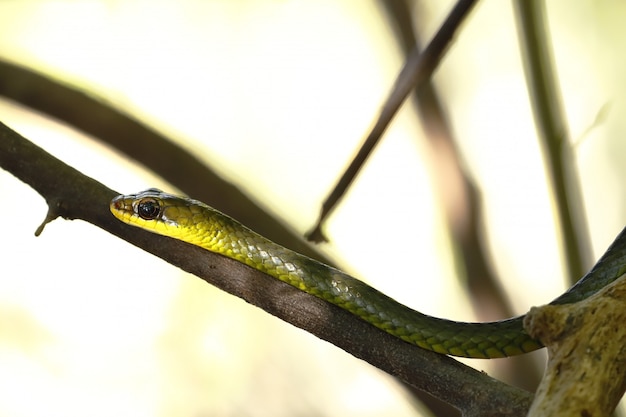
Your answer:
0,121 -> 533,416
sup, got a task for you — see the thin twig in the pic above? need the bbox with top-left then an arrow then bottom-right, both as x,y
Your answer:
307,0 -> 478,242
513,0 -> 591,283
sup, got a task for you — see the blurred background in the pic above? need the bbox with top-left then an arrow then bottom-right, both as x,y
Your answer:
0,1 -> 624,416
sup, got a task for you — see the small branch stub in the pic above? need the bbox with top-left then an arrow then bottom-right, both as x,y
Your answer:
524,273 -> 626,417
34,199 -> 63,236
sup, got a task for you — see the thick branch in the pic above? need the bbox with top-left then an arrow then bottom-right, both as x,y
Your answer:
525,273 -> 626,416
0,121 -> 533,416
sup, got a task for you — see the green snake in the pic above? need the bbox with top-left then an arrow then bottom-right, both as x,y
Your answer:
110,189 -> 626,359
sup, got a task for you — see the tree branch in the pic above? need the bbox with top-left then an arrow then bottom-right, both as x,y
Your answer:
513,0 -> 591,283
525,272 -> 626,416
0,121 -> 533,416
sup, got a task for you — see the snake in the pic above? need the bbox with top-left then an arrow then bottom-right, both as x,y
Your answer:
110,188 -> 626,359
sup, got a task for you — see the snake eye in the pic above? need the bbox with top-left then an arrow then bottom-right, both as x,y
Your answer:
136,198 -> 161,220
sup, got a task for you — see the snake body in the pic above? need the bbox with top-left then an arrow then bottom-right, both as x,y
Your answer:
110,189 -> 626,358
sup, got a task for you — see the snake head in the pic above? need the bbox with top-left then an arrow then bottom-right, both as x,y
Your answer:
110,188 -> 227,247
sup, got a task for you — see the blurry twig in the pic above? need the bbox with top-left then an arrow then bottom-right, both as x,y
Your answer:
0,59 -> 331,266
513,0 -> 591,284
